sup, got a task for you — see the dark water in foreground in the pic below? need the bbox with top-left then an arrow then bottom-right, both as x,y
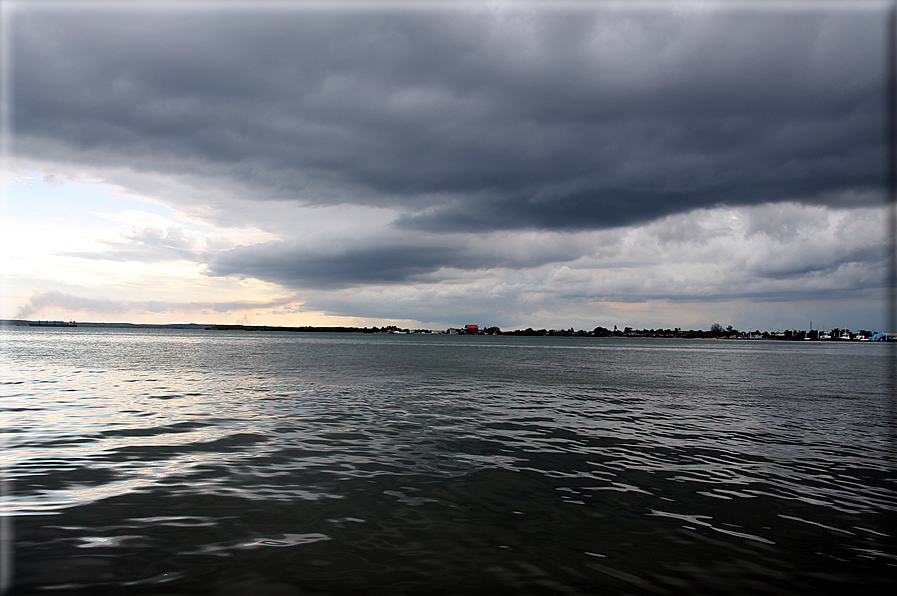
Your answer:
1,328 -> 895,595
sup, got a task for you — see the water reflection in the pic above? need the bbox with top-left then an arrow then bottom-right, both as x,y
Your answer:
2,328 -> 894,594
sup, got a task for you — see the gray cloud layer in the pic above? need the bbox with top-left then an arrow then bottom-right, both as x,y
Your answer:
15,9 -> 883,208
207,230 -> 591,289
10,4 -> 888,319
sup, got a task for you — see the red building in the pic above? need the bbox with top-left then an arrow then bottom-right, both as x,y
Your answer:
464,324 -> 479,334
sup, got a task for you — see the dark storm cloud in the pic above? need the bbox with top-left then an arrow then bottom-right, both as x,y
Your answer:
394,177 -> 875,232
209,241 -> 466,289
13,7 -> 885,229
207,231 -> 587,289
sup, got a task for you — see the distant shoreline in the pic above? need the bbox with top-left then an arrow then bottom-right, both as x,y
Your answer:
1,320 -> 888,340
206,324 -> 384,333
0,320 -> 210,330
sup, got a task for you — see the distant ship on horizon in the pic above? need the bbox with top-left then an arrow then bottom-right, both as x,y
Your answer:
29,320 -> 78,327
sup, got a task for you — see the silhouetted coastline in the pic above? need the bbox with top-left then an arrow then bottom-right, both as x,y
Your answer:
2,320 -> 887,340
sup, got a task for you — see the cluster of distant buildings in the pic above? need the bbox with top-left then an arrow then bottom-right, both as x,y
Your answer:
392,324 -> 495,335
444,324 -> 485,335
758,330 -> 895,341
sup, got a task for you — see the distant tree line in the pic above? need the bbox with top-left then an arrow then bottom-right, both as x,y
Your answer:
205,323 -> 880,340
475,325 -> 879,340
500,326 -> 696,337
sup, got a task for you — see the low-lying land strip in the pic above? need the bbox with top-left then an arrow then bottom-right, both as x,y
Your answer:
2,320 -> 886,340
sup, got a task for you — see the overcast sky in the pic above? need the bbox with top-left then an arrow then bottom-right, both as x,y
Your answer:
1,1 -> 890,331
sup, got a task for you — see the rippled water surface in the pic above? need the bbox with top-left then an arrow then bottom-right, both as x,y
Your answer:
2,328 -> 895,595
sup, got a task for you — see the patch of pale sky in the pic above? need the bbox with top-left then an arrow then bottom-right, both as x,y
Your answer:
1,169 -> 296,322
1,206 -> 429,327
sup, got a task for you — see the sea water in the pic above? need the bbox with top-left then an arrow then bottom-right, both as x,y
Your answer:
1,327 -> 895,595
